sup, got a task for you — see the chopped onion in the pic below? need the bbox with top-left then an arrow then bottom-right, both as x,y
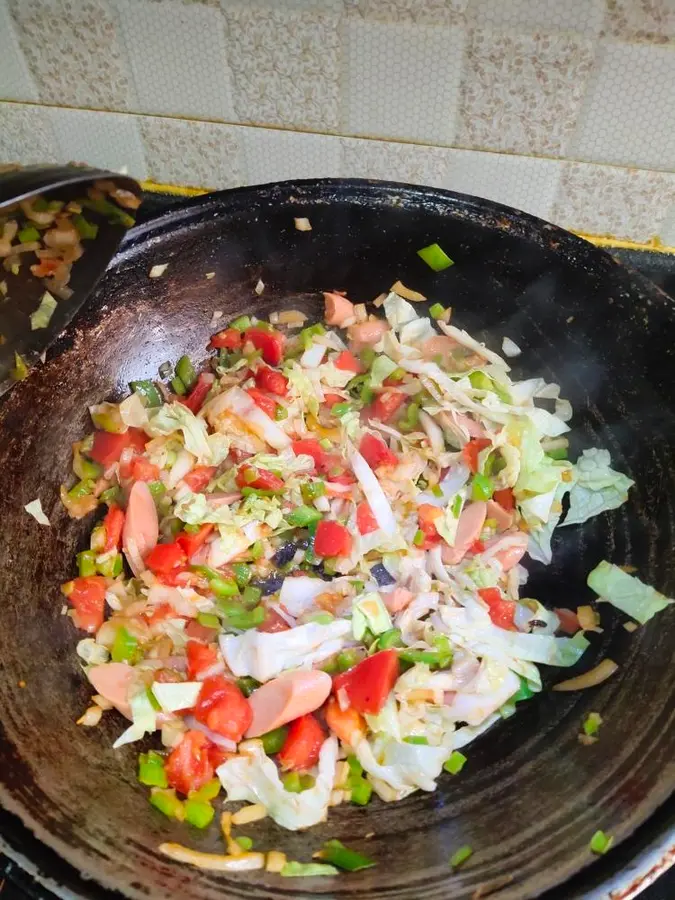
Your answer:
300,343 -> 326,368
390,280 -> 426,302
24,498 -> 50,525
183,714 -> 237,750
149,264 -> 168,278
577,605 -> 601,631
277,309 -> 307,326
205,272 -> 216,280
210,310 -> 223,327
419,409 -> 444,456
501,336 -> 521,358
552,658 -> 618,692
255,279 -> 265,295
77,705 -> 103,727
350,450 -> 398,535
159,844 -> 265,871
294,217 -> 312,231
30,291 -> 57,330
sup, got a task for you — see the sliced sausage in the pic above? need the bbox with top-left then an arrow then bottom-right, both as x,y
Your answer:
324,292 -> 355,327
485,531 -> 529,571
383,587 -> 414,614
348,319 -> 389,349
245,670 -> 332,738
441,501 -> 487,565
123,480 -> 158,572
486,499 -> 514,532
87,662 -> 135,719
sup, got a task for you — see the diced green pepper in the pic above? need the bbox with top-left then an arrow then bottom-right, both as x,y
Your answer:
80,196 -> 135,228
230,315 -> 252,331
403,736 -> 429,745
359,347 -> 376,369
331,402 -> 351,417
72,214 -> 99,240
129,379 -> 162,408
97,552 -> 122,578
583,712 -> 603,737
236,836 -> 253,851
301,480 -> 326,504
197,612 -> 220,629
73,450 -> 103,481
175,355 -> 197,391
189,778 -> 221,802
413,529 -> 425,547
399,648 -> 441,667
100,485 -> 123,506
511,676 -> 535,704
10,353 -> 28,381
319,840 -> 376,872
288,505 -> 323,528
261,726 -> 288,755
349,777 -> 372,806
76,550 -> 97,577
429,302 -> 447,320
282,771 -> 303,793
378,628 -> 403,649
399,402 -> 420,433
184,797 -> 215,829
346,755 -> 363,777
431,483 -> 444,498
275,405 -> 288,420
148,480 -> 166,501
336,649 -> 360,672
18,225 -> 40,243
111,626 -> 139,663
449,845 -> 473,870
241,585 -> 262,606
471,473 -> 494,501
300,322 -> 325,349
69,479 -> 95,498
248,540 -> 264,561
138,751 -> 168,788
444,751 -> 467,775
546,447 -> 568,460
211,576 -> 240,598
231,562 -> 252,589
170,375 -> 186,396
589,830 -> 613,855
417,243 -> 454,272
236,676 -> 260,697
150,788 -> 184,820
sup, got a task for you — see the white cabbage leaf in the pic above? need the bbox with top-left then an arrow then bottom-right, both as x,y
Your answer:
561,449 -> 633,527
587,560 -> 672,624
146,403 -> 212,463
112,689 -> 156,749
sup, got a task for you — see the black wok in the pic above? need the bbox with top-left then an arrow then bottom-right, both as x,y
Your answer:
1,179 -> 674,900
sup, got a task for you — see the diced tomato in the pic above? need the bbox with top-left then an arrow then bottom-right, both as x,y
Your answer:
417,503 -> 442,549
235,465 -> 284,492
180,372 -> 214,414
177,524 -> 214,559
323,393 -> 344,408
244,327 -> 286,366
194,675 -> 252,742
246,387 -> 277,419
31,258 -> 60,278
185,619 -> 218,642
258,607 -> 291,633
462,438 -> 491,474
326,470 -> 356,486
186,641 -> 220,680
493,488 -> 515,512
356,501 -> 378,535
89,427 -> 147,468
359,433 -> 398,469
102,505 -> 124,552
157,566 -> 191,587
277,714 -> 325,771
182,466 -> 217,493
130,456 -> 160,483
372,390 -> 406,423
165,730 -> 214,797
334,350 -> 363,374
143,602 -> 178,627
470,540 -> 485,554
291,439 -> 329,473
324,697 -> 366,746
554,607 -> 581,635
313,520 -> 352,558
209,328 -> 242,350
478,587 -> 517,631
62,575 -> 107,633
333,649 -> 399,715
208,745 -> 234,769
255,366 -> 288,396
144,541 -> 187,577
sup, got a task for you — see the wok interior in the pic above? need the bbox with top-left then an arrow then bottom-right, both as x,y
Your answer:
0,181 -> 673,900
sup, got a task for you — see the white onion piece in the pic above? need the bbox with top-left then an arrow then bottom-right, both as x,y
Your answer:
209,387 -> 290,450
419,409 -> 444,456
124,536 -> 146,577
167,449 -> 196,489
501,336 -> 521,358
349,450 -> 398,535
269,603 -> 297,628
426,545 -> 451,583
184,714 -> 237,750
279,576 -> 328,617
300,343 -> 326,368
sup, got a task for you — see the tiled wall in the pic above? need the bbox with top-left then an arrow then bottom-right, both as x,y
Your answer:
1,0 -> 674,244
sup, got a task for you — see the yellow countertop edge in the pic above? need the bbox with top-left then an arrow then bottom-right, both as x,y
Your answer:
140,181 -> 675,255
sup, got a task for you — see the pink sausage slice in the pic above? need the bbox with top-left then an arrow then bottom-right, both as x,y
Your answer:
245,670 -> 332,738
87,662 -> 135,719
488,532 -> 529,571
324,292 -> 355,327
441,501 -> 487,565
383,587 -> 414,614
123,481 -> 158,572
486,499 -> 514,532
348,319 -> 389,348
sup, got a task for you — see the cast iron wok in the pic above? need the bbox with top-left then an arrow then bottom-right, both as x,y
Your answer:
0,179 -> 673,900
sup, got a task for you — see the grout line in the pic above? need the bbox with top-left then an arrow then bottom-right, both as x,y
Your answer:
139,181 -> 675,254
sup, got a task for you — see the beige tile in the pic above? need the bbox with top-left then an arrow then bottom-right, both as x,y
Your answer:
241,127 -> 342,185
351,0 -> 468,25
223,2 -> 341,131
9,0 -> 134,110
551,162 -> 675,242
340,137 -> 450,187
659,205 -> 675,246
467,0 -> 606,36
457,28 -> 595,156
604,0 -> 675,43
0,0 -> 38,101
49,109 -> 148,180
139,117 -> 243,188
0,103 -> 60,165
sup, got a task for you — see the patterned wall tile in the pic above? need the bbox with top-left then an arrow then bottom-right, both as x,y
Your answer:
223,2 -> 341,131
570,42 -> 675,172
466,0 -> 606,36
115,0 -> 236,121
351,0 -> 468,25
342,19 -> 465,145
139,116 -> 242,188
551,162 -> 675,242
443,149 -> 562,221
0,0 -> 38,102
659,205 -> 675,247
340,137 -> 450,187
604,0 -> 675,43
457,29 -> 595,157
0,103 -> 60,165
241,128 -> 342,185
8,0 -> 135,111
49,109 -> 148,180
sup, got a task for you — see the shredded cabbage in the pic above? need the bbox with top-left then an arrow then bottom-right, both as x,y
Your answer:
562,449 -> 634,527
352,592 -> 392,639
147,403 -> 212,463
112,689 -> 156,749
587,561 -> 672,624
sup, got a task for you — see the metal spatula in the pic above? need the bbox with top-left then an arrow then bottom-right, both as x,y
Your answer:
0,164 -> 141,396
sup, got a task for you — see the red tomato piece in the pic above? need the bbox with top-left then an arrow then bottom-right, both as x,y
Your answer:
235,465 -> 284,492
177,524 -> 214,559
277,714 -> 325,771
478,587 -> 517,631
180,372 -> 214,414
326,470 -> 356,486
493,488 -> 515,512
417,503 -> 442,549
165,730 -> 214,797
372,390 -> 406,423
130,456 -> 160,483
291,439 -> 329,473
209,328 -> 242,350
246,388 -> 277,419
102,505 -> 125,552
244,328 -> 286,366
186,641 -> 220,680
356,501 -> 378,535
323,393 -> 344,408
313,520 -> 352,558
258,607 -> 291,633
334,350 -> 363,373
470,540 -> 485,554
194,675 -> 252,742
462,438 -> 491,474
554,607 -> 581,635
144,541 -> 187,576
333,649 -> 399,715
185,619 -> 218,642
208,745 -> 234,769
62,575 -> 107,633
182,465 -> 217,493
359,433 -> 398,469
89,428 -> 147,468
255,366 -> 288,396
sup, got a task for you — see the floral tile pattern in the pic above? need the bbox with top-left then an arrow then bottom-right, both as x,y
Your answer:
223,2 -> 341,131
8,0 -> 135,110
139,116 -> 242,188
604,0 -> 675,43
457,29 -> 595,156
351,0 -> 469,25
466,0 -> 607,36
340,137 -> 450,187
0,104 -> 60,165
